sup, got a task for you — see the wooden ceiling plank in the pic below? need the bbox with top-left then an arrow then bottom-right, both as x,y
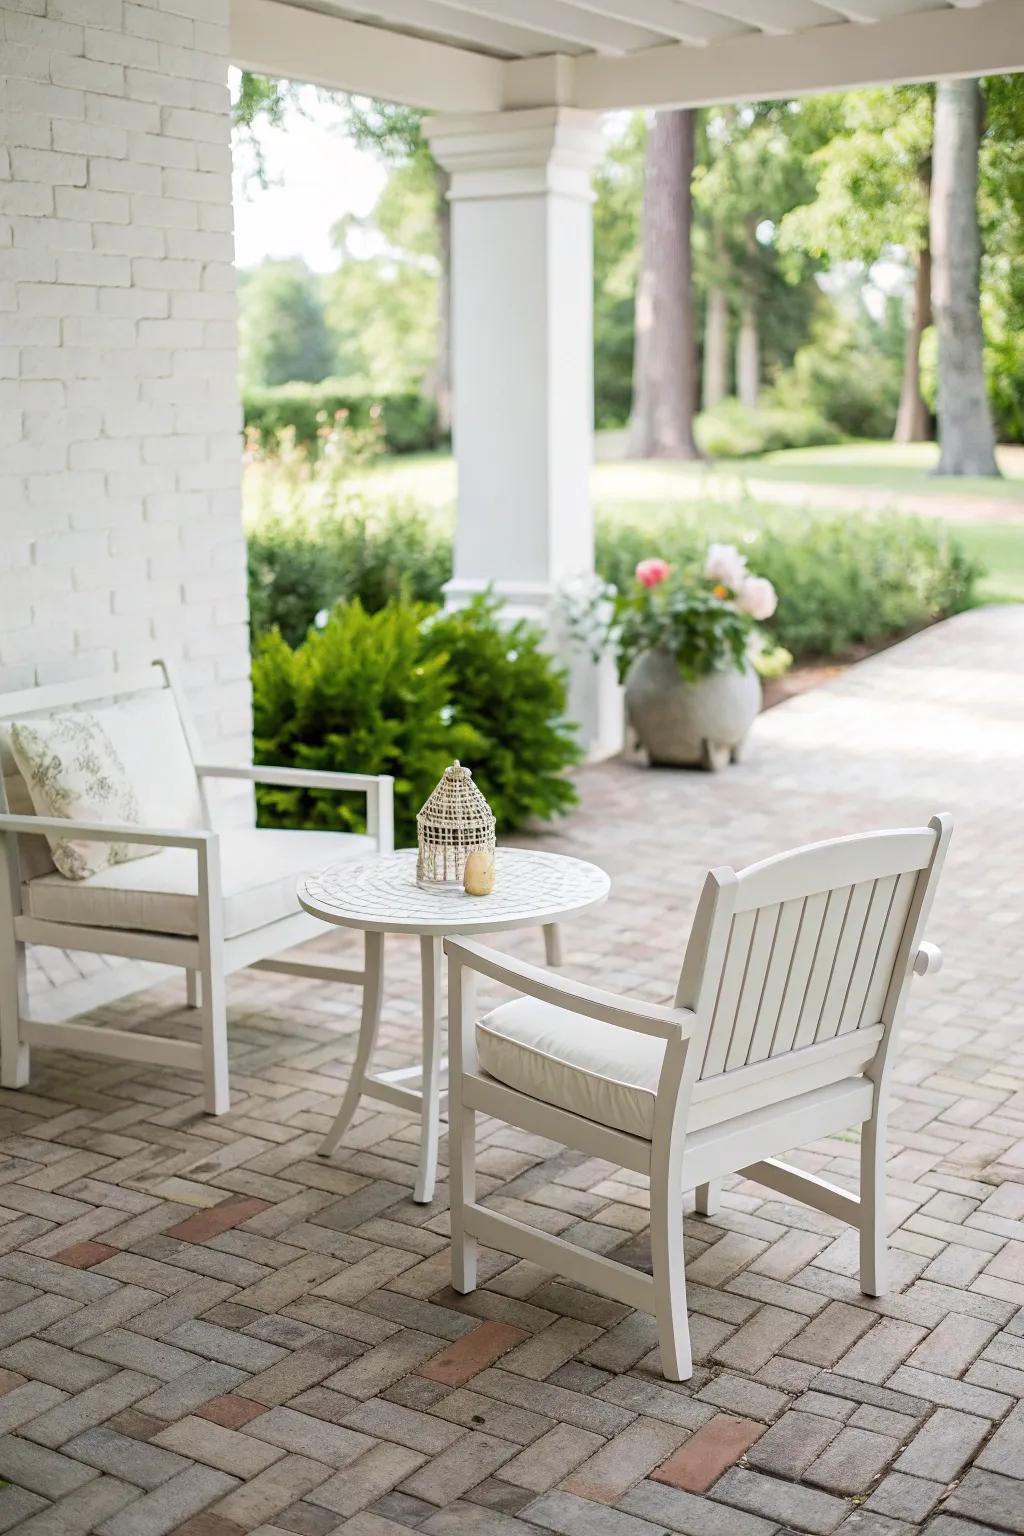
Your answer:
685,0 -> 846,35
566,0 -> 752,46
437,0 -> 666,54
315,0 -> 563,56
816,0 -> 948,20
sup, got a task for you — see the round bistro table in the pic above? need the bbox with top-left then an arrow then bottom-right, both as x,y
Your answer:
298,846 -> 610,1202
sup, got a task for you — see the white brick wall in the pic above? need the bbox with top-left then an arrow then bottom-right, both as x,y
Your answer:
0,0 -> 250,776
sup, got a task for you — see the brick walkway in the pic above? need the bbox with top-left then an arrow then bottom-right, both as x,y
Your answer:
2,607 -> 1022,1536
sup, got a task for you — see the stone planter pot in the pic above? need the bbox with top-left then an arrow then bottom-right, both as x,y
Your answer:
624,648 -> 762,770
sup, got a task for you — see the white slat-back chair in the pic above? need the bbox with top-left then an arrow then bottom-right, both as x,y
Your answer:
0,660 -> 394,1115
445,817 -> 951,1381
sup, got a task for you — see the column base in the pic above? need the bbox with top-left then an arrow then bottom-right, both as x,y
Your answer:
444,578 -> 624,763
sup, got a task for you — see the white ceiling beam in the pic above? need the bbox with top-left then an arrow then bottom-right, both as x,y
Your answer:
436,0 -> 665,55
573,0 -> 1024,108
230,0 -> 503,109
816,0 -> 947,22
564,0 -> 751,46
682,0 -> 846,35
332,0 -> 563,58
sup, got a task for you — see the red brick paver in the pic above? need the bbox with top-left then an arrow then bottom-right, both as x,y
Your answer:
165,1195 -> 271,1243
53,1240 -> 118,1267
417,1321 -> 530,1386
652,1415 -> 765,1493
195,1395 -> 270,1428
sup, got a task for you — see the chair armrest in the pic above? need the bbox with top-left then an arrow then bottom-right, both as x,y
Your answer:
913,940 -> 943,977
444,935 -> 696,1042
194,765 -> 394,854
0,813 -> 215,852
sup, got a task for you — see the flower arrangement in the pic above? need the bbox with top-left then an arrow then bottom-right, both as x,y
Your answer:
563,543 -> 791,683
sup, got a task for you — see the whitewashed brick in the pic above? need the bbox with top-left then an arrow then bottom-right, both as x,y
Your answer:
8,79 -> 85,122
55,185 -> 130,221
2,0 -> 248,861
56,251 -> 131,285
50,51 -> 124,95
89,157 -> 162,195
10,147 -> 86,186
85,26 -> 159,69
125,4 -> 194,47
0,109 -> 53,151
53,119 -> 127,157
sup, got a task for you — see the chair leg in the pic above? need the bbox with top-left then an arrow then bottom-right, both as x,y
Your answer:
449,1091 -> 478,1294
186,971 -> 201,1009
201,956 -> 229,1116
0,934 -> 29,1090
694,1180 -> 721,1216
649,1160 -> 692,1382
860,1110 -> 887,1297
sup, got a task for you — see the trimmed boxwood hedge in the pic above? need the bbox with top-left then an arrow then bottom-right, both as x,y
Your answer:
244,381 -> 442,456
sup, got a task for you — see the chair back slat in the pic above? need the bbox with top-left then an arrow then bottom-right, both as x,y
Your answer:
682,821 -> 949,1090
855,870 -> 918,1030
836,873 -> 899,1036
747,895 -> 804,1065
724,902 -> 780,1071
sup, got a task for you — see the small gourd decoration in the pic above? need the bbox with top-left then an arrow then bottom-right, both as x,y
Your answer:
416,761 -> 496,891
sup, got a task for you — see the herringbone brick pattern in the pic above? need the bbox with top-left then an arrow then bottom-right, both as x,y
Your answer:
1,607 -> 1022,1535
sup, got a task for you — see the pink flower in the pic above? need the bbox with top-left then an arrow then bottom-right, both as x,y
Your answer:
737,575 -> 778,621
704,542 -> 748,591
635,558 -> 671,588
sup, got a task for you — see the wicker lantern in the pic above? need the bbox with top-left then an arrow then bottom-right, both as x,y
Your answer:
416,761 -> 495,888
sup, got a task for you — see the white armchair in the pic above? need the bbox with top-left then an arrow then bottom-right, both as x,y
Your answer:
0,660 -> 394,1115
445,816 -> 951,1382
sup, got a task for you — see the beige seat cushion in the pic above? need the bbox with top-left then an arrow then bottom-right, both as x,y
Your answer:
24,828 -> 372,939
477,995 -> 665,1139
477,996 -> 877,1142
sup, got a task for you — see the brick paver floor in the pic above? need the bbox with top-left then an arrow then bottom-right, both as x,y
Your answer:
2,606 -> 1023,1535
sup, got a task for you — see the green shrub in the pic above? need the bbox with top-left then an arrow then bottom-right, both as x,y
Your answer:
695,399 -> 841,460
421,596 -> 580,830
595,503 -> 979,659
252,595 -> 579,842
244,380 -> 442,456
248,501 -> 451,646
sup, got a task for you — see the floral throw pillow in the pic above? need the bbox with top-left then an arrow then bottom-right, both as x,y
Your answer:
9,712 -> 158,881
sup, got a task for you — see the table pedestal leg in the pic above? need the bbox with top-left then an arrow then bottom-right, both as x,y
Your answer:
543,923 -> 564,967
319,930 -> 385,1158
414,934 -> 444,1204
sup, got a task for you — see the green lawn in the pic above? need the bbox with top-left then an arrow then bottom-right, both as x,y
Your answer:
302,441 -> 1024,605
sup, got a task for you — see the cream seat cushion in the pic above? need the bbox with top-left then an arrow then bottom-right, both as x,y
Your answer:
477,995 -> 665,1139
477,996 -> 875,1142
23,828 -> 372,939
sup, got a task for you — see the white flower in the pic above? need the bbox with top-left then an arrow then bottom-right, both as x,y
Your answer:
704,542 -> 748,590
737,575 -> 778,621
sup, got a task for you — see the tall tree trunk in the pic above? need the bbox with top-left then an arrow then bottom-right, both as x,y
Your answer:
893,238 -> 933,443
423,162 -> 452,437
930,78 -> 999,476
628,110 -> 701,460
702,227 -> 729,410
736,292 -> 759,410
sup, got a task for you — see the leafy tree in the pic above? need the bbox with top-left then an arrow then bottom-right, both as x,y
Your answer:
628,110 -> 701,459
344,101 -> 451,432
931,79 -> 999,475
779,87 -> 933,442
979,74 -> 1024,441
693,101 -> 823,413
239,260 -> 335,388
592,114 -> 646,426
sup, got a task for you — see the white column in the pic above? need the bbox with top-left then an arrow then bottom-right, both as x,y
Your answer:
425,108 -> 622,761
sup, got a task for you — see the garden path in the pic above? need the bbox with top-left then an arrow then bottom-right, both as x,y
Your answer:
1,605 -> 1022,1536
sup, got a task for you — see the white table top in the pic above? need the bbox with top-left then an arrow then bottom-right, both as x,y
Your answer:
298,847 -> 610,937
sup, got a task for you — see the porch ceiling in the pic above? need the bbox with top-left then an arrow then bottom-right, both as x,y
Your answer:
231,0 -> 1024,111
